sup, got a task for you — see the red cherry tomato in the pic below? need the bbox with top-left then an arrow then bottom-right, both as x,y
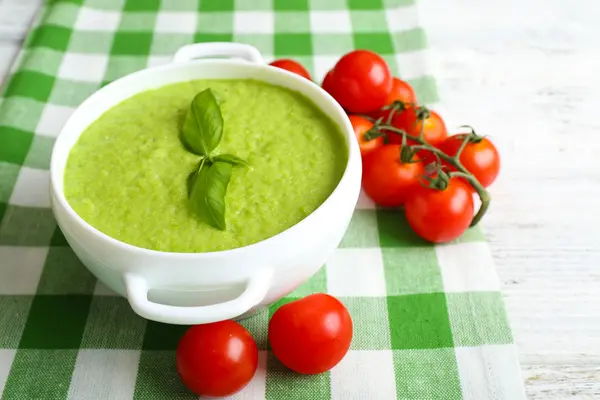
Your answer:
362,144 -> 425,207
269,59 -> 311,80
349,115 -> 383,158
176,321 -> 258,397
322,69 -> 337,98
328,50 -> 392,113
268,293 -> 352,375
389,107 -> 448,147
386,77 -> 417,107
371,78 -> 418,122
405,178 -> 474,243
439,134 -> 500,188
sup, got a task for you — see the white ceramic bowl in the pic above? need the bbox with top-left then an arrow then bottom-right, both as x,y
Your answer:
50,43 -> 361,325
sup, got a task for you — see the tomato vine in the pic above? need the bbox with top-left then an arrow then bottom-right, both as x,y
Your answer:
364,107 -> 491,227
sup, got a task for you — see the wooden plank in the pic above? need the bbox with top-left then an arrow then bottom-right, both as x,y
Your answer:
523,365 -> 600,399
0,0 -> 41,82
419,0 -> 600,395
0,0 -> 41,41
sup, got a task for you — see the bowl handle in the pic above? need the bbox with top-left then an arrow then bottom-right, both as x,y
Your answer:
123,268 -> 273,325
172,42 -> 264,64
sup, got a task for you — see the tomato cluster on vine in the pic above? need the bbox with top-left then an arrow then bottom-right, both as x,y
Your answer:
269,51 -> 501,243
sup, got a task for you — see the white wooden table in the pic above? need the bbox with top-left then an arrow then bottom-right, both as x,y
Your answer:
2,0 -> 599,397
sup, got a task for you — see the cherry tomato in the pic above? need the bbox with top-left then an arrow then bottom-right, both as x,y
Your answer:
386,77 -> 417,107
269,59 -> 311,80
439,134 -> 500,188
389,107 -> 448,147
321,69 -> 337,98
362,144 -> 425,207
269,293 -> 352,375
176,321 -> 258,397
405,178 -> 474,243
371,78 -> 418,122
349,115 -> 383,158
328,50 -> 392,113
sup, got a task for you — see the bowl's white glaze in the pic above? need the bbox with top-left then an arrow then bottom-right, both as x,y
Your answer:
50,43 -> 361,325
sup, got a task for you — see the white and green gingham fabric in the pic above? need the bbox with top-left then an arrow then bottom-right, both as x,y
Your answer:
0,0 -> 526,398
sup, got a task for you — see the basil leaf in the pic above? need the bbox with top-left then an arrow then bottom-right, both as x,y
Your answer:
213,154 -> 249,167
182,89 -> 223,156
187,169 -> 197,196
190,161 -> 232,231
212,90 -> 224,105
186,158 -> 206,196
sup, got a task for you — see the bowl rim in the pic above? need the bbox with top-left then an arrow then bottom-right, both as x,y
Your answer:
50,58 -> 361,260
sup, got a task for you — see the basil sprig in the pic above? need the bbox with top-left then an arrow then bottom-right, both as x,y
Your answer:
182,88 -> 247,231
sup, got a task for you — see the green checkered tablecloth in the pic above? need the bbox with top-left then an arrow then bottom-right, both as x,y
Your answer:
0,0 -> 526,399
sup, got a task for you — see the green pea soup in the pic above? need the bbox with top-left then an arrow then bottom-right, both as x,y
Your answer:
64,79 -> 348,252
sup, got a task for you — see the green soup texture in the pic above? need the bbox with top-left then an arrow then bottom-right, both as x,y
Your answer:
64,79 -> 347,252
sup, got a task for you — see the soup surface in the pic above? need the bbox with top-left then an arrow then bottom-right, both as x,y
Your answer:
64,79 -> 347,252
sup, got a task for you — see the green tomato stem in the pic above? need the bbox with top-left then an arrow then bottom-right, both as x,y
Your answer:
379,125 -> 491,227
454,134 -> 472,159
448,171 -> 490,227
